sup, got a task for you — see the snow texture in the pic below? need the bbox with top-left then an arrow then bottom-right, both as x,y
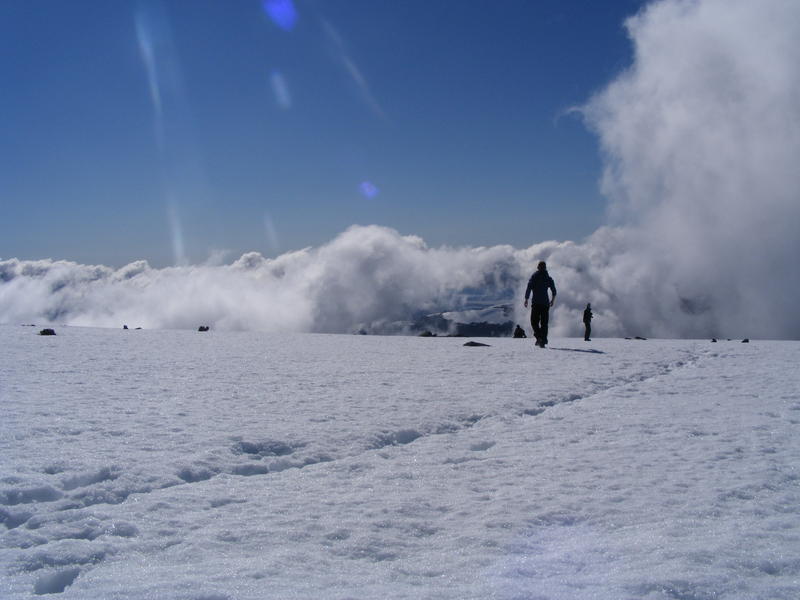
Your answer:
2,324 -> 799,599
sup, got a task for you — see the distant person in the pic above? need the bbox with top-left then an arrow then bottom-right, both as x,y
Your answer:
513,324 -> 527,338
524,261 -> 557,347
583,303 -> 593,341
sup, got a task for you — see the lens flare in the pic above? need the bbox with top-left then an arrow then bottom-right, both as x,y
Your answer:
167,200 -> 187,266
359,181 -> 379,199
264,213 -> 280,253
135,5 -> 165,150
269,70 -> 292,109
262,0 -> 297,32
322,20 -> 386,119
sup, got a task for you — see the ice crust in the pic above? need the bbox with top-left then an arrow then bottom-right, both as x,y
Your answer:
1,325 -> 799,598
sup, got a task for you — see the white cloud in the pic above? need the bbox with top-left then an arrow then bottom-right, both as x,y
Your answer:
0,227 -> 519,334
580,0 -> 800,339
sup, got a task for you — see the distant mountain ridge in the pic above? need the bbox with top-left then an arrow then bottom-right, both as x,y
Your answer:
413,303 -> 515,337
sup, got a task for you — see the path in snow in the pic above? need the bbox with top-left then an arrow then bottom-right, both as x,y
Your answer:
1,326 -> 798,599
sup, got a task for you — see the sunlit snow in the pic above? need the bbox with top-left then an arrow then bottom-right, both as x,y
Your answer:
2,325 -> 798,598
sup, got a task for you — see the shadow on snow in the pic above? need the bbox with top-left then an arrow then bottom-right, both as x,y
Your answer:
548,347 -> 606,354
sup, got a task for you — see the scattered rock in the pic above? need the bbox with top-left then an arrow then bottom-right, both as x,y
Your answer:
513,325 -> 527,338
742,338 -> 750,343
418,331 -> 436,337
123,325 -> 128,330
135,327 -> 142,330
198,326 -> 210,332
463,341 -> 490,347
711,338 -> 717,342
635,336 -> 648,340
39,328 -> 56,336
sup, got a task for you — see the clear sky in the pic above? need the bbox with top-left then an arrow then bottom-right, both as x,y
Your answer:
1,0 -> 646,267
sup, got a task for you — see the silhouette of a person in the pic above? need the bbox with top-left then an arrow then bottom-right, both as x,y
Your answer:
524,261 -> 557,347
583,303 -> 593,341
513,324 -> 527,338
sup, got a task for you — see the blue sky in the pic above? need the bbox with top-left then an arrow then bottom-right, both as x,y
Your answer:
0,0 -> 646,267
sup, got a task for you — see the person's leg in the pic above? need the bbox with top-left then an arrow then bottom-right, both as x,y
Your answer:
531,304 -> 542,345
541,305 -> 550,345
585,322 -> 591,341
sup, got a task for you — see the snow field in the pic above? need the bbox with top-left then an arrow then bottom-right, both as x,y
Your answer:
1,325 -> 799,599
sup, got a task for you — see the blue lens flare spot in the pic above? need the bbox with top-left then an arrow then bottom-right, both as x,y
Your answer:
359,181 -> 379,199
263,0 -> 297,32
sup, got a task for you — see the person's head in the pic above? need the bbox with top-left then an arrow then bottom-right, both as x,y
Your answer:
586,303 -> 591,309
537,261 -> 546,271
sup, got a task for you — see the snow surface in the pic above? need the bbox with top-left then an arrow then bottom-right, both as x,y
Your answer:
1,325 -> 799,599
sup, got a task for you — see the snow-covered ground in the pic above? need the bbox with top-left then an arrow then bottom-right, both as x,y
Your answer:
1,325 -> 799,599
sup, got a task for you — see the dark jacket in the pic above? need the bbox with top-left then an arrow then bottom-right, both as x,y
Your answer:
525,270 -> 556,305
583,308 -> 593,323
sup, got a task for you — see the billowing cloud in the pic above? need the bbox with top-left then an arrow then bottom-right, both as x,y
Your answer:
2,0 -> 798,339
0,222 -> 753,339
0,226 -> 525,334
580,0 -> 800,339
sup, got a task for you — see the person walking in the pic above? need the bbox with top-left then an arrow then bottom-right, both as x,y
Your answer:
583,303 -> 593,341
524,261 -> 557,347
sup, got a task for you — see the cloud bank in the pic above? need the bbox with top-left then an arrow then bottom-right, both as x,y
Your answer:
2,0 -> 798,339
0,226 -> 531,335
581,0 -> 800,339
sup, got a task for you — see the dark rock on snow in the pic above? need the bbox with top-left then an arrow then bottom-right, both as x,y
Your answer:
198,326 -> 210,332
463,341 -> 491,347
39,328 -> 56,336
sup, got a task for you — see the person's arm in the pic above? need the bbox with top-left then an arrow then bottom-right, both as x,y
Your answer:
549,278 -> 557,307
523,277 -> 533,308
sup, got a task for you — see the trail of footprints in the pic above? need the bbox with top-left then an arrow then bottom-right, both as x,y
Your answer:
1,347 -> 706,595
